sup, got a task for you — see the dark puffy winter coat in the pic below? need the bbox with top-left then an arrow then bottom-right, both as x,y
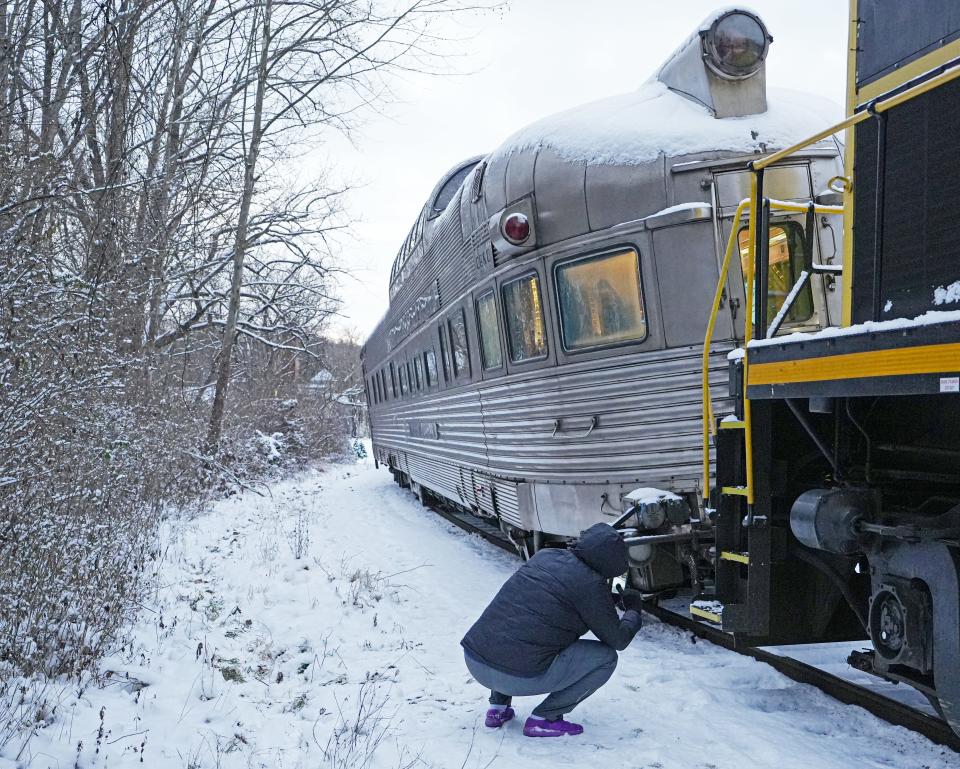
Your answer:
461,523 -> 642,677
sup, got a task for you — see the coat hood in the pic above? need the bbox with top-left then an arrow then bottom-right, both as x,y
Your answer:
572,523 -> 628,578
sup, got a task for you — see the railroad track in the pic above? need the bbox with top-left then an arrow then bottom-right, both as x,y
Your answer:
424,497 -> 960,752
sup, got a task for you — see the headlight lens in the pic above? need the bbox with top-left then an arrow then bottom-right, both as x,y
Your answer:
705,11 -> 769,79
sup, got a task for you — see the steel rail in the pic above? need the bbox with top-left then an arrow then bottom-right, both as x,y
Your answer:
422,495 -> 960,752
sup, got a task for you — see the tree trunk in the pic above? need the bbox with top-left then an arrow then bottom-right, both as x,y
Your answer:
206,0 -> 272,452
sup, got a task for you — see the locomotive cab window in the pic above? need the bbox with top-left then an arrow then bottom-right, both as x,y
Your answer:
502,273 -> 547,362
555,249 -> 646,351
449,310 -> 470,378
475,290 -> 503,370
738,222 -> 813,329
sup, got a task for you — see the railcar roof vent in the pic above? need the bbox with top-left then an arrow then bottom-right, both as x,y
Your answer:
655,8 -> 772,119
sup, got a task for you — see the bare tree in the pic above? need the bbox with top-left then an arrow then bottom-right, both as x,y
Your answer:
0,0 -> 489,746
205,0 -> 477,449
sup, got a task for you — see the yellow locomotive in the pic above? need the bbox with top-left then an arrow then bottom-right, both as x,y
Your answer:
701,0 -> 960,735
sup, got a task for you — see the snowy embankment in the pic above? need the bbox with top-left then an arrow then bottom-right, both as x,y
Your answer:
5,457 -> 957,769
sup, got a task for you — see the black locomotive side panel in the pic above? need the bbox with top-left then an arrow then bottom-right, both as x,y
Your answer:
852,75 -> 960,323
856,0 -> 960,87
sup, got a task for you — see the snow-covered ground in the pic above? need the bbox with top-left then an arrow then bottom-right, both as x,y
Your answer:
6,455 -> 958,769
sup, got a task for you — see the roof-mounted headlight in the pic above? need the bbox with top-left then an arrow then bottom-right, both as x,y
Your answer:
703,10 -> 770,80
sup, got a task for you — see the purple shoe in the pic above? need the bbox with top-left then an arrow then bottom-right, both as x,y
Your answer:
523,716 -> 583,737
485,707 -> 515,728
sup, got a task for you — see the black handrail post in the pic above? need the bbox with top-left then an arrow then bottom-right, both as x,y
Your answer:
756,198 -> 771,340
753,167 -> 766,340
803,202 -> 816,272
869,101 -> 887,322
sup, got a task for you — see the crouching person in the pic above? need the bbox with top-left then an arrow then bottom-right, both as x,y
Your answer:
461,523 -> 643,737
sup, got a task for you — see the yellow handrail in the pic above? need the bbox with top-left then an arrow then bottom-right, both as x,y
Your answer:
755,62 -> 960,172
702,194 -> 847,506
701,199 -> 750,500
700,56 -> 960,526
763,200 -> 844,216
743,174 -> 758,508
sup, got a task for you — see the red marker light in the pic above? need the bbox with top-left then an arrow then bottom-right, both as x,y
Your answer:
502,212 -> 530,244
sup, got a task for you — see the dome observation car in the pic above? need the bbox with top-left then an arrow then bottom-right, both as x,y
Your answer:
702,10 -> 770,80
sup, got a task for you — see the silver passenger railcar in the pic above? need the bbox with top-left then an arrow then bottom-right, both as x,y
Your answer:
361,8 -> 844,591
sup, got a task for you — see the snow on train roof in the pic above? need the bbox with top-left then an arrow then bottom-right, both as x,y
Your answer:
489,81 -> 841,167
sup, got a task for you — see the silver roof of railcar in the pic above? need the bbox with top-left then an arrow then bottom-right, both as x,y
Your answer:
374,7 -> 842,346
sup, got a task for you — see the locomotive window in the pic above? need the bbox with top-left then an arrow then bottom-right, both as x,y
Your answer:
476,290 -> 503,370
502,273 -> 547,362
425,349 -> 438,386
438,323 -> 452,382
389,362 -> 397,397
449,310 -> 470,378
738,222 -> 813,329
414,355 -> 424,390
556,249 -> 646,351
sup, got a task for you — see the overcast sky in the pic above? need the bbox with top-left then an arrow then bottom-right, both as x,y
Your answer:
319,1 -> 849,341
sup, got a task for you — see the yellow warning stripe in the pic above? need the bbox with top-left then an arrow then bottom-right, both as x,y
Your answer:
690,605 -> 722,624
857,38 -> 960,104
720,551 -> 750,565
748,342 -> 960,387
721,486 -> 749,497
719,420 -> 745,430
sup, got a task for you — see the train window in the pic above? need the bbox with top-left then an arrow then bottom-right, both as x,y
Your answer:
475,290 -> 503,369
389,362 -> 397,397
502,273 -> 547,362
438,323 -> 452,382
398,363 -> 408,396
414,355 -> 424,390
425,349 -> 438,386
371,376 -> 379,404
379,370 -> 387,401
432,161 -> 480,217
449,310 -> 470,377
555,249 -> 646,351
738,222 -> 813,329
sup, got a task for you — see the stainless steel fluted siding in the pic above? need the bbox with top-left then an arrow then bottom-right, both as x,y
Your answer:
370,344 -> 732,495
490,478 -> 522,527
478,345 -> 731,484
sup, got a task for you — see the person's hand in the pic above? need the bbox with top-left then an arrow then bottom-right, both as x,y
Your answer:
620,588 -> 645,614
